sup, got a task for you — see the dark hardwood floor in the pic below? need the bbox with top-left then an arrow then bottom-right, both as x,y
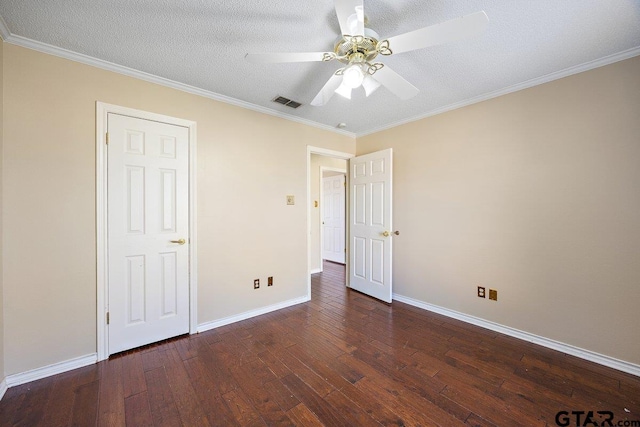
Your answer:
2,261 -> 639,426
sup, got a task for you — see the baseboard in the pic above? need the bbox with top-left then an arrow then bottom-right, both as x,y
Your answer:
310,268 -> 322,274
393,293 -> 640,377
198,296 -> 310,333
0,377 -> 7,401
4,353 -> 98,389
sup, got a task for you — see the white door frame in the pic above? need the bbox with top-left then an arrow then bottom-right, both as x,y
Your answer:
96,102 -> 198,361
306,146 -> 354,299
319,167 -> 347,267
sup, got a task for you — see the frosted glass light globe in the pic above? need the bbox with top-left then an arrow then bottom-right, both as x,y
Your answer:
343,65 -> 364,89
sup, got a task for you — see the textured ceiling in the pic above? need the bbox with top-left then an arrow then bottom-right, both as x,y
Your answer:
0,0 -> 639,136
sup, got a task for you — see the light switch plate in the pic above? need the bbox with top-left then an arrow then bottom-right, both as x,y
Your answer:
286,195 -> 295,205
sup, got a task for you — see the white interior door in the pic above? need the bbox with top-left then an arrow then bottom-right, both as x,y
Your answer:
349,149 -> 393,303
107,113 -> 190,354
322,174 -> 346,264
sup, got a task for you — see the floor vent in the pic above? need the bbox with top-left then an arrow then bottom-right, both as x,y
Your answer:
272,96 -> 302,109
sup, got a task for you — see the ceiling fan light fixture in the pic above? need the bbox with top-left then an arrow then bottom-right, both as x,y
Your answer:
335,82 -> 352,99
342,64 -> 365,89
362,75 -> 381,97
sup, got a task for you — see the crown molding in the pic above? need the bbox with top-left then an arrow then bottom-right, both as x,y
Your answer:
2,32 -> 356,139
0,14 -> 637,141
357,46 -> 640,137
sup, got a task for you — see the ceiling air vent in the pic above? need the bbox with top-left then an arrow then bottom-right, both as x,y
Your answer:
272,96 -> 302,109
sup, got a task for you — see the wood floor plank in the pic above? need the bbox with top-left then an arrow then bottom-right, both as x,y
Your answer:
257,349 -> 293,379
0,392 -> 26,426
272,346 -> 335,397
97,357 -> 125,426
182,356 -> 241,427
70,380 -> 100,427
285,346 -> 406,426
12,378 -> 55,426
280,373 -> 349,426
353,377 -> 441,427
1,261 -> 638,426
192,332 -> 239,395
162,347 -> 212,426
41,371 -> 78,427
144,366 -> 183,427
124,391 -> 153,427
344,350 -> 470,425
229,361 -> 294,426
221,388 -> 266,427
174,334 -> 203,361
263,378 -> 300,412
438,371 -> 546,427
324,389 -> 383,426
286,403 -> 324,426
121,352 -> 147,398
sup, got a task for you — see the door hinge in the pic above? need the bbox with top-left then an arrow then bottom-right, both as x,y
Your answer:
106,312 -> 110,325
105,132 -> 109,145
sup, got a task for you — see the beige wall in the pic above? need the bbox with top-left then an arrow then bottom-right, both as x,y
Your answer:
2,44 -> 354,375
0,39 -> 5,381
1,40 -> 638,379
357,56 -> 640,365
309,154 -> 348,272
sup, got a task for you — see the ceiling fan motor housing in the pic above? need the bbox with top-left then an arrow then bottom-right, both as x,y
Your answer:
334,28 -> 381,65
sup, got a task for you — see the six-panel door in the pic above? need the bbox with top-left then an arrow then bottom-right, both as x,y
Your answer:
107,113 -> 190,354
322,173 -> 346,264
349,149 -> 393,303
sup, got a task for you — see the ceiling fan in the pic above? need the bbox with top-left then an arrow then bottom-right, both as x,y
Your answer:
245,0 -> 488,106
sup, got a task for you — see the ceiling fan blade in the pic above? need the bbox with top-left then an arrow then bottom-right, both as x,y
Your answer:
385,11 -> 488,55
334,0 -> 365,36
245,52 -> 332,64
310,72 -> 344,106
371,66 -> 419,100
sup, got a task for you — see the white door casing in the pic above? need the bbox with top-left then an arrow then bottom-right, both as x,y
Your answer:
306,146 -> 354,296
349,149 -> 393,303
322,173 -> 346,264
107,113 -> 190,354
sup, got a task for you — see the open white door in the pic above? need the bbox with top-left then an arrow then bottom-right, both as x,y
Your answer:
349,148 -> 394,303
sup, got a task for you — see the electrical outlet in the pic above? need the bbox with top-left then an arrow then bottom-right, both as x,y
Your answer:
268,276 -> 273,286
286,195 -> 295,205
254,279 -> 260,289
489,289 -> 497,301
477,286 -> 485,298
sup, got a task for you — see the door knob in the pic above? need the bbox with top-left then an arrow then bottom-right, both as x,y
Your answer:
170,238 -> 186,245
382,231 -> 400,237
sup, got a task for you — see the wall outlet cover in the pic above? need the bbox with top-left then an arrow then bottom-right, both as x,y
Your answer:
477,286 -> 486,298
286,195 -> 295,205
